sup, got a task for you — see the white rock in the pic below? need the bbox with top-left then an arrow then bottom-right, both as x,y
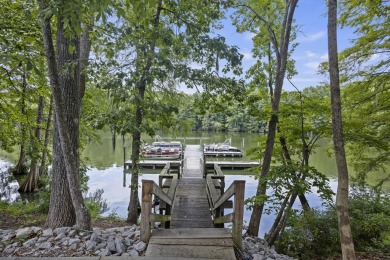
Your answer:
134,241 -> 146,252
38,242 -> 52,250
128,249 -> 139,256
42,229 -> 53,237
23,237 -> 38,247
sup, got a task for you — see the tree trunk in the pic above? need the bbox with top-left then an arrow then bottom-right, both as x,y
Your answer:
266,191 -> 298,245
40,94 -> 53,176
14,145 -> 27,176
247,0 -> 299,237
19,95 -> 45,192
14,74 -> 28,176
47,116 -> 76,227
328,0 -> 356,259
38,0 -> 92,230
127,0 -> 162,224
247,113 -> 278,236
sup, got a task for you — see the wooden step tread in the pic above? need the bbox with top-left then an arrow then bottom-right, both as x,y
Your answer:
150,228 -> 232,239
149,237 -> 234,247
145,244 -> 236,260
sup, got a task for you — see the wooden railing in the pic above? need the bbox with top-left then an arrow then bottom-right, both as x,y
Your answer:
140,165 -> 178,242
206,174 -> 245,250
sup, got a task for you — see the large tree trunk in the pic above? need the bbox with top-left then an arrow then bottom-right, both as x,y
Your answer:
46,116 -> 76,227
328,0 -> 356,259
38,0 -> 92,230
247,0 -> 299,237
127,0 -> 162,224
19,95 -> 45,192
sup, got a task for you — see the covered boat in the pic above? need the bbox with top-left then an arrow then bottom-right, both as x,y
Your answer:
204,138 -> 243,157
141,135 -> 183,160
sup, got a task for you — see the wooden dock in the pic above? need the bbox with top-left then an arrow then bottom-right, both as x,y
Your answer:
141,144 -> 245,259
171,178 -> 213,228
124,160 -> 181,170
206,161 -> 260,170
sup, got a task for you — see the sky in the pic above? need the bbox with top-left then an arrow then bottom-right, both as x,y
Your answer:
211,0 -> 356,92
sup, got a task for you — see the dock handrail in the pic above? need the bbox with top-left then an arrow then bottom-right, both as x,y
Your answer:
141,168 -> 178,242
206,176 -> 245,250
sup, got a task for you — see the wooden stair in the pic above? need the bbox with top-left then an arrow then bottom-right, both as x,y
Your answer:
145,228 -> 236,259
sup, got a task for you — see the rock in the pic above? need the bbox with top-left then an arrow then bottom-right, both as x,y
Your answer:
37,236 -> 48,243
85,240 -> 97,251
23,237 -> 38,247
15,227 -> 31,238
95,242 -> 107,250
253,254 -> 263,260
128,249 -> 139,257
92,228 -> 102,235
90,232 -> 100,242
4,244 -> 16,255
99,248 -> 111,256
54,232 -> 66,241
70,243 -> 78,250
115,237 -> 125,254
105,227 -> 119,233
134,241 -> 146,252
41,229 -> 53,237
1,232 -> 15,242
61,238 -> 69,246
38,242 -> 52,250
106,241 -> 116,253
69,238 -> 80,245
124,237 -> 133,246
53,227 -> 70,236
123,231 -> 135,238
68,229 -> 78,237
79,231 -> 90,237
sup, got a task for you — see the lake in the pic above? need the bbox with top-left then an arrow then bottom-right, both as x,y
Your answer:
82,131 -> 340,237
0,131 -> 385,237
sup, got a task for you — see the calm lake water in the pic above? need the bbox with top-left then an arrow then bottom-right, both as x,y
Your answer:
0,131 -> 386,237
83,131 -> 339,237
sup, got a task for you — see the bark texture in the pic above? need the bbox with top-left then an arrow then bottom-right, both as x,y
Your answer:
38,0 -> 92,229
328,0 -> 356,259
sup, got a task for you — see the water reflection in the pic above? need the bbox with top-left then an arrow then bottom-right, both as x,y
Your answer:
86,165 -> 337,237
0,159 -> 20,202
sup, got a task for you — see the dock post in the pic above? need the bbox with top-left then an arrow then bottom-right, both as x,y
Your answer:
140,180 -> 153,243
123,146 -> 126,169
232,180 -> 245,251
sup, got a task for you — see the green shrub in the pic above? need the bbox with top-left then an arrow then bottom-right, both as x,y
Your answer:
276,189 -> 390,259
275,208 -> 340,259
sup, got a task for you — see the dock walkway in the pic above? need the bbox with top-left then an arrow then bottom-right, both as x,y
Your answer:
144,145 -> 237,259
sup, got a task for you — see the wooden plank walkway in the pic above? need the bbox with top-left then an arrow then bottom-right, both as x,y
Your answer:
146,228 -> 236,259
170,178 -> 213,228
145,145 -> 237,259
182,145 -> 203,178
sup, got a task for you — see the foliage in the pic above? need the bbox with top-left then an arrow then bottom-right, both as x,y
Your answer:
336,0 -> 390,189
276,208 -> 340,259
85,189 -> 109,220
89,0 -> 244,139
276,189 -> 390,259
175,93 -> 266,133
